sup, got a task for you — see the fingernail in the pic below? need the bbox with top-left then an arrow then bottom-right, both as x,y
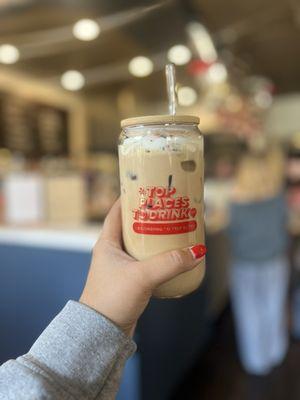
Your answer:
189,244 -> 207,260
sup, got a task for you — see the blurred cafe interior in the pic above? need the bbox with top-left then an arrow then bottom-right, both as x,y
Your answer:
2,0 -> 300,399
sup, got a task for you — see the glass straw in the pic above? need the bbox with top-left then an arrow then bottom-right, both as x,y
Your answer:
165,63 -> 177,115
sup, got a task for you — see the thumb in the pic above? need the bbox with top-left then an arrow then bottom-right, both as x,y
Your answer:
137,244 -> 206,289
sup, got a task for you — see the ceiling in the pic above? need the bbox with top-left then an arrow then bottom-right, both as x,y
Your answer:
193,0 -> 300,94
0,0 -> 299,99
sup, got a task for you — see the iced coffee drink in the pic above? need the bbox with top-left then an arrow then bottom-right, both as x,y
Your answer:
118,115 -> 205,298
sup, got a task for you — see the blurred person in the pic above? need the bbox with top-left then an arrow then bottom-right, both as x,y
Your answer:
228,142 -> 289,375
0,199 -> 206,399
285,147 -> 300,339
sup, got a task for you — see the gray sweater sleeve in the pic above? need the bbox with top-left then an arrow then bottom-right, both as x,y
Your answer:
0,301 -> 137,400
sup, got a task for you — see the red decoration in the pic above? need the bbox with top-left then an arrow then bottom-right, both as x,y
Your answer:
187,59 -> 212,76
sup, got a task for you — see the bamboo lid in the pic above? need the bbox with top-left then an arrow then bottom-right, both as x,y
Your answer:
121,114 -> 200,128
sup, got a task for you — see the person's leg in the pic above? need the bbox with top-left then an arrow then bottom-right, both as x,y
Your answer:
230,262 -> 271,375
263,256 -> 289,367
292,286 -> 300,339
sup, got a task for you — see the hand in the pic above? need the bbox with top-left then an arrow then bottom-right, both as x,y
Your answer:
80,199 -> 206,337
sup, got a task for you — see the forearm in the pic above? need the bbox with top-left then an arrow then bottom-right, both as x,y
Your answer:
0,301 -> 136,400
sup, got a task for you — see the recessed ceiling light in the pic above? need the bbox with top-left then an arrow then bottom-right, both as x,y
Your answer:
254,91 -> 273,109
73,19 -> 100,41
61,70 -> 85,91
167,44 -> 191,66
187,22 -> 218,63
178,86 -> 197,106
0,44 -> 19,64
128,56 -> 153,77
206,63 -> 227,84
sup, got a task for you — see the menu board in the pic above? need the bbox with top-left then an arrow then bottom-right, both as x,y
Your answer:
0,92 -> 69,157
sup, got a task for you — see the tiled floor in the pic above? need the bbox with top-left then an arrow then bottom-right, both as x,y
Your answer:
172,307 -> 300,400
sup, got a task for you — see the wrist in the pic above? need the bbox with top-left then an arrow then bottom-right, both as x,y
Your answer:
79,293 -> 135,338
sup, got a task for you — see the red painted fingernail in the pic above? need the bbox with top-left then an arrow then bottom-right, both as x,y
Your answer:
189,244 -> 207,260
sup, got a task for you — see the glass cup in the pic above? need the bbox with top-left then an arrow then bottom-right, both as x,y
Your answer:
118,115 -> 205,298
